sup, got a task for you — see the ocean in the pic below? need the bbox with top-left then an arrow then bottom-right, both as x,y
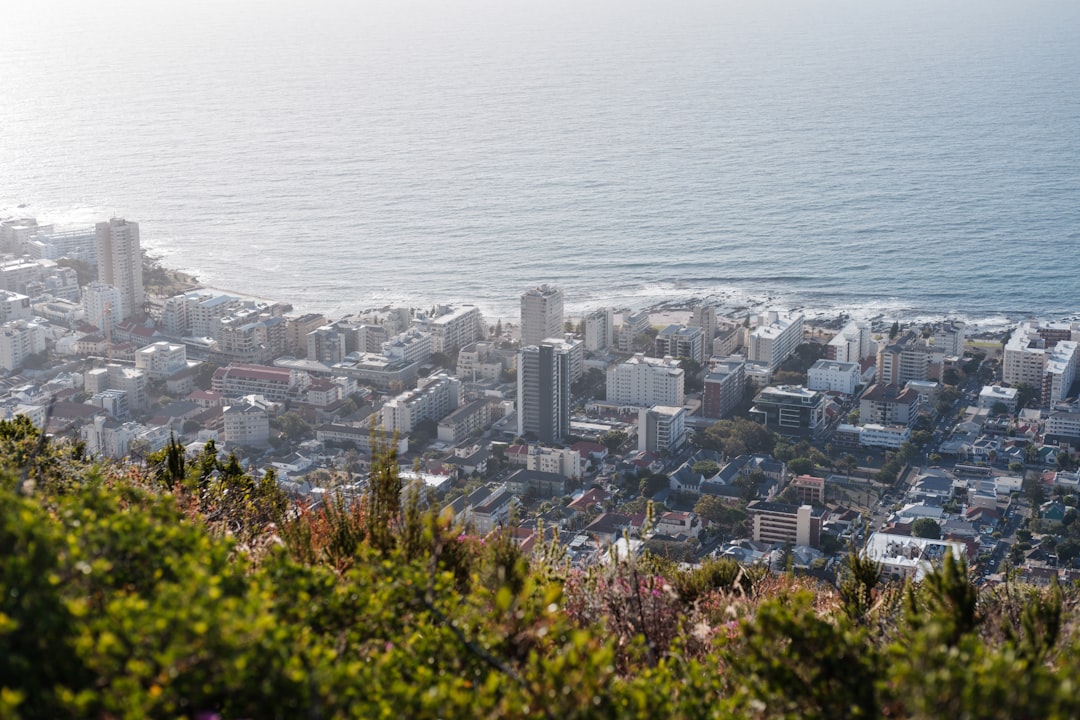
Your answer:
2,0 -> 1079,329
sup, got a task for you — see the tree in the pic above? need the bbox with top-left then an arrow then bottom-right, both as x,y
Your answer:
698,417 -> 775,457
639,472 -> 669,498
912,517 -> 941,539
1015,382 -> 1040,410
889,321 -> 900,340
271,412 -> 312,442
599,430 -> 628,453
787,457 -> 814,476
991,401 -> 1009,417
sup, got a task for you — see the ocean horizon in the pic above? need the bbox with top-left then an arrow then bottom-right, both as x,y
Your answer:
2,0 -> 1078,329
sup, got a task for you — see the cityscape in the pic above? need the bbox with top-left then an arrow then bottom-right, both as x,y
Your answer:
3,212 -> 1079,586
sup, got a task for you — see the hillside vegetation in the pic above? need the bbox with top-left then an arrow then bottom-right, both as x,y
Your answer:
1,416 -> 1078,719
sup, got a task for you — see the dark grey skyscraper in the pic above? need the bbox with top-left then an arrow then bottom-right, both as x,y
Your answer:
517,342 -> 570,443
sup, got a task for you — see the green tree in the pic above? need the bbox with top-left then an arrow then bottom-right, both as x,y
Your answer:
912,517 -> 941,539
600,429 -> 628,453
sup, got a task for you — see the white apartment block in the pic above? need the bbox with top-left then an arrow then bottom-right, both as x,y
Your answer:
1004,321 -> 1079,405
521,285 -> 564,348
748,311 -> 804,370
223,398 -> 271,446
0,290 -> 32,324
161,291 -> 244,338
807,359 -> 861,395
382,327 -> 433,366
655,324 -> 705,364
95,218 -> 144,320
412,304 -> 484,354
978,385 -> 1019,412
584,307 -> 615,352
26,226 -> 98,265
1046,411 -> 1080,439
826,320 -> 874,363
932,320 -> 967,357
134,341 -> 188,380
437,399 -> 499,443
456,341 -> 504,382
307,325 -> 348,364
542,334 -> 584,383
0,319 -> 47,371
606,353 -> 685,408
380,372 -> 463,435
524,444 -> 585,479
703,356 -> 745,420
638,405 -> 687,454
81,281 -> 123,331
858,423 -> 911,449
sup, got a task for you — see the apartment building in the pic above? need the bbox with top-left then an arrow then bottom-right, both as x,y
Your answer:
517,342 -> 571,443
379,372 -> 463,435
825,320 -> 874,363
0,319 -> 47,371
638,405 -> 687,454
749,385 -> 826,438
655,324 -> 705,364
606,353 -> 685,408
807,359 -> 861,395
617,309 -> 651,353
134,341 -> 188,380
584,307 -> 615,352
95,218 -> 144,320
520,285 -> 564,348
1003,321 -> 1079,406
859,383 -> 923,426
212,363 -> 309,401
748,311 -> 804,370
746,501 -> 823,547
412,304 -> 484,354
702,356 -> 746,420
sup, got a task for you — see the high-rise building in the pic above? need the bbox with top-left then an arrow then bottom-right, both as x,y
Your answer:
81,281 -> 123,331
690,305 -> 717,351
583,307 -> 615,352
517,342 -> 571,443
520,285 -> 564,348
606,353 -> 685,408
96,218 -> 144,320
1003,320 -> 1079,406
748,311 -> 804,370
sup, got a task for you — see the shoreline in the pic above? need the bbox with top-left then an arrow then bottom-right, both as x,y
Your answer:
141,258 -> 1050,342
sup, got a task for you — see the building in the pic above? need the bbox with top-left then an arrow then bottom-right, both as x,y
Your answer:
606,353 -> 685,408
860,383 -> 923,427
379,372 -> 463,435
456,342 -> 505,383
749,385 -> 826,438
807,359 -> 861,395
307,325 -> 349,364
523,444 -> 584,479
877,330 -> 936,385
638,405 -> 687,454
790,474 -> 826,505
212,363 -> 309,402
933,321 -> 967,357
978,385 -> 1019,413
702,356 -> 746,420
161,291 -> 244,339
747,311 -> 804,370
517,342 -> 571,443
222,397 -> 271,446
284,313 -> 326,356
583,307 -> 615,352
412,304 -> 484,355
381,327 -> 433,367
746,501 -> 823,547
95,218 -> 144,320
437,399 -> 501,443
617,309 -> 651,353
506,469 -> 569,500
825,320 -> 874,363
134,341 -> 188,380
1045,411 -> 1080,440
542,334 -> 584,383
690,305 -> 717,352
858,423 -> 911,449
26,225 -> 98,264
655,324 -> 705,364
0,319 -> 47,371
81,282 -> 124,332
1003,321 -> 1079,406
0,290 -> 32,324
520,285 -> 564,348
864,532 -> 968,582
